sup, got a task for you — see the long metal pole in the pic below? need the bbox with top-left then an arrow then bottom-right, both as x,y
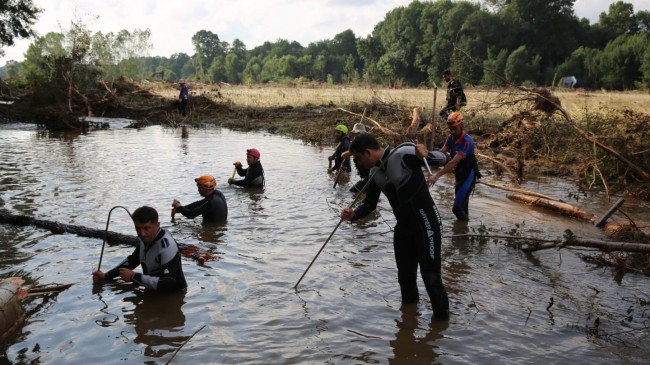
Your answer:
294,142 -> 418,290
97,205 -> 132,271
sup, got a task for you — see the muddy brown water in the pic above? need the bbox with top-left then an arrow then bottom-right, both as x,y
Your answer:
0,121 -> 648,364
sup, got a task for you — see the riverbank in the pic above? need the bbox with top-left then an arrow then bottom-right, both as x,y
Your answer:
2,80 -> 649,201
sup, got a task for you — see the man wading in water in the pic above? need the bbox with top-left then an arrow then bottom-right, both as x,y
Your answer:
341,134 -> 449,320
92,206 -> 187,292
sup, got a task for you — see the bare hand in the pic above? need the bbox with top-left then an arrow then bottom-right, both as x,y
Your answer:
92,270 -> 106,283
233,161 -> 242,167
341,208 -> 355,221
118,268 -> 135,282
327,168 -> 333,174
228,177 -> 233,184
341,151 -> 351,159
427,175 -> 439,187
413,139 -> 428,159
172,199 -> 182,208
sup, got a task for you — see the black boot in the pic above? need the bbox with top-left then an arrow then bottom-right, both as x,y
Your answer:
432,287 -> 449,321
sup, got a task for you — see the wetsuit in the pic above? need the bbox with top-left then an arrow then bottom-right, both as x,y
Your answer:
440,79 -> 466,118
331,135 -> 351,173
444,131 -> 480,221
105,229 -> 187,292
352,144 -> 448,319
232,160 -> 265,187
176,190 -> 227,222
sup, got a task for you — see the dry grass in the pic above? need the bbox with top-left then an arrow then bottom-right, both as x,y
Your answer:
145,82 -> 650,123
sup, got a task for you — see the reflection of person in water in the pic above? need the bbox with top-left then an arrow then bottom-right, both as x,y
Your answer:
389,305 -> 448,364
123,290 -> 189,358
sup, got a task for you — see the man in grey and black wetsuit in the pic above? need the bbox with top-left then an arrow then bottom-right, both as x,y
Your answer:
341,134 -> 449,320
92,206 -> 187,292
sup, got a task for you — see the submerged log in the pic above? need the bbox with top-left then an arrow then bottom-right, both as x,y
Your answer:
0,210 -> 139,246
594,198 -> 625,228
0,210 -> 212,262
448,233 -> 650,254
507,193 -> 595,221
523,238 -> 650,253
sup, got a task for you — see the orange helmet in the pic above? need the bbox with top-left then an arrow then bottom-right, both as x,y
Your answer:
195,175 -> 216,190
447,112 -> 463,127
246,148 -> 260,159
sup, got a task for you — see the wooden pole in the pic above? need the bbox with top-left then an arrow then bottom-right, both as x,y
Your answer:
431,82 -> 438,150
594,198 -> 625,228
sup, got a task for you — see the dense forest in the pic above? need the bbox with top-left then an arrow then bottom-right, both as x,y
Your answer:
1,0 -> 650,90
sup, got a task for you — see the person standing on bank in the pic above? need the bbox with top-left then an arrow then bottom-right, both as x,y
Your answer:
327,124 -> 351,174
341,122 -> 370,193
427,112 -> 480,221
172,175 -> 227,223
341,134 -> 449,321
439,69 -> 466,119
228,148 -> 265,188
92,206 -> 188,292
179,80 -> 189,116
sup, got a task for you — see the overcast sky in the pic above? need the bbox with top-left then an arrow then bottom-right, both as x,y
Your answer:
2,0 -> 650,65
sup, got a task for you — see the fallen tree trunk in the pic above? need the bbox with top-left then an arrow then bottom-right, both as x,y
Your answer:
0,210 -> 139,246
523,238 -> 650,253
448,233 -> 650,253
336,107 -> 401,136
0,211 -> 211,261
479,180 -> 558,201
0,278 -> 26,342
507,193 -> 595,221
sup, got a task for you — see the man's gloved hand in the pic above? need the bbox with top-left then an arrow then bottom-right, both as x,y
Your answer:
233,161 -> 242,167
172,199 -> 182,208
228,178 -> 234,185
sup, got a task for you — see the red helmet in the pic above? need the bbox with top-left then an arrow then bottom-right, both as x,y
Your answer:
246,148 -> 260,159
195,175 -> 216,190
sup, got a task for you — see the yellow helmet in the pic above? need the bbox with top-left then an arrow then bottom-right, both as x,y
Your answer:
335,124 -> 348,134
447,112 -> 463,127
195,175 -> 216,190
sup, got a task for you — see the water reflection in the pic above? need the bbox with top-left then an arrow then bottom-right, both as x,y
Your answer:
124,291 -> 188,358
389,304 -> 448,364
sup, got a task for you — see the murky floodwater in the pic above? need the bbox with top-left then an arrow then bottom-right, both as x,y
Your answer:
1,121 -> 648,364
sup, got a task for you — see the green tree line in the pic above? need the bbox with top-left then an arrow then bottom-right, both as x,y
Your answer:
2,0 -> 650,90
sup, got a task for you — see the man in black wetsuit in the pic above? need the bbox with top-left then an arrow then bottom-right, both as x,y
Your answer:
172,175 -> 228,223
228,148 -> 265,188
341,122 -> 370,193
439,69 -> 466,119
341,133 -> 449,320
327,124 -> 351,174
92,206 -> 187,292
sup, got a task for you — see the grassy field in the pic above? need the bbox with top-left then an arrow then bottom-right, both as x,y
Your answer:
151,82 -> 650,122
